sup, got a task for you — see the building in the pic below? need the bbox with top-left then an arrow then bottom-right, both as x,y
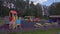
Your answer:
49,15 -> 60,22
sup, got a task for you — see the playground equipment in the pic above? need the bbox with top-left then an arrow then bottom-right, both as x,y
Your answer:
9,10 -> 18,29
9,10 -> 17,20
34,23 -> 43,28
9,10 -> 17,16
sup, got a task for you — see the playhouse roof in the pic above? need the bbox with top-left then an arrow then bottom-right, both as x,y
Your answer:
10,10 -> 17,14
49,15 -> 60,18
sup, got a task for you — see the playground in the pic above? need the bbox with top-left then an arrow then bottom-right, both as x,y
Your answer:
0,16 -> 60,34
0,10 -> 60,34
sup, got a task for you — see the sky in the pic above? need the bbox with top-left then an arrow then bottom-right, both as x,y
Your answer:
30,0 -> 60,6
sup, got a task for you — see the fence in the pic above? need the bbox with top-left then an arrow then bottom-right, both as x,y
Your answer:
0,17 -> 5,26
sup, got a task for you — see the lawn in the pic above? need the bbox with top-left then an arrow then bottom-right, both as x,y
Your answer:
1,28 -> 60,34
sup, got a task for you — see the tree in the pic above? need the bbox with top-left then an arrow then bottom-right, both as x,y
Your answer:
0,1 -> 10,16
27,1 -> 36,16
0,1 -> 3,16
36,3 -> 42,17
0,0 -> 43,17
15,0 -> 26,17
49,2 -> 60,15
25,2 -> 42,17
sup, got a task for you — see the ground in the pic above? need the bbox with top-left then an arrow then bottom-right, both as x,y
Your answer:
0,18 -> 60,34
0,28 -> 60,34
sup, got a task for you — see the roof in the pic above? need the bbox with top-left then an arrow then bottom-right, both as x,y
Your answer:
10,10 -> 17,14
49,15 -> 60,17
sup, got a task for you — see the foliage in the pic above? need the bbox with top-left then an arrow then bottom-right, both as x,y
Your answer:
0,0 -> 42,17
49,2 -> 60,15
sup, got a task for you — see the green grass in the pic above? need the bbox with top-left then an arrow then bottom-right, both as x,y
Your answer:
4,28 -> 60,34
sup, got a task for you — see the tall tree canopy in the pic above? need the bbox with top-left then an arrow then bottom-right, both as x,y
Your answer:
49,2 -> 60,15
0,0 -> 43,17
